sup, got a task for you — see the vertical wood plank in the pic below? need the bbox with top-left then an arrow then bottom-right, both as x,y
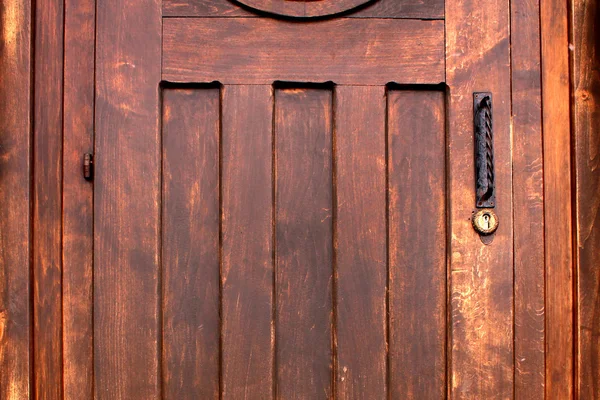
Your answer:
541,0 -> 574,394
33,0 -> 64,397
334,86 -> 387,400
446,0 -> 514,395
62,0 -> 95,396
572,0 -> 600,396
162,88 -> 220,399
275,88 -> 333,399
94,0 -> 161,396
221,85 -> 274,400
388,89 -> 446,399
0,0 -> 32,398
511,0 -> 546,395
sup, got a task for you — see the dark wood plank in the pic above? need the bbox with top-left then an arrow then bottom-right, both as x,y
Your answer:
0,0 -> 32,398
62,0 -> 95,396
510,0 -> 545,396
388,89 -> 446,399
33,0 -> 64,397
163,0 -> 444,19
162,88 -> 220,399
540,0 -> 574,395
446,0 -> 514,395
334,86 -> 387,399
162,18 -> 444,85
275,88 -> 333,399
94,0 -> 161,396
221,85 -> 274,399
572,0 -> 600,396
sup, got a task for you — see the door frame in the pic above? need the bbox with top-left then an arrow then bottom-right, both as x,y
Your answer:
0,0 -> 583,398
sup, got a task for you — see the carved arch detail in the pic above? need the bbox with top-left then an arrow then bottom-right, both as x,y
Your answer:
231,0 -> 377,18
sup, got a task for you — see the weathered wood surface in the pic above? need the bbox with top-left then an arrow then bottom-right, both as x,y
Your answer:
572,0 -> 600,396
510,0 -> 546,396
446,0 -> 514,395
388,89 -> 446,399
275,88 -> 334,399
334,86 -> 387,399
0,0 -> 32,398
62,0 -> 95,396
162,88 -> 221,399
33,0 -> 64,397
162,18 -> 445,85
221,85 -> 275,399
163,0 -> 444,19
94,0 -> 162,397
541,0 -> 574,395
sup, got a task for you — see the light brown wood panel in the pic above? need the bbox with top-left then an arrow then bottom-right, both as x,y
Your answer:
541,0 -> 574,395
162,87 -> 221,399
162,18 -> 445,85
388,89 -> 446,399
94,0 -> 162,396
334,86 -> 387,399
0,0 -> 32,398
33,0 -> 64,397
62,0 -> 95,396
510,0 -> 546,396
221,85 -> 275,399
572,0 -> 600,396
446,0 -> 514,395
163,0 -> 444,19
275,87 -> 333,399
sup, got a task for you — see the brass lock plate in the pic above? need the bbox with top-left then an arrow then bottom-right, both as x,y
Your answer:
472,209 -> 499,235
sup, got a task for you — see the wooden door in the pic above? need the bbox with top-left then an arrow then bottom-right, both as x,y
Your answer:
93,0 -> 519,399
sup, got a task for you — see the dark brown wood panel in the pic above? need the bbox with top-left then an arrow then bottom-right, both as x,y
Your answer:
388,89 -> 446,399
94,0 -> 162,396
162,88 -> 221,399
541,0 -> 574,394
573,0 -> 600,396
221,85 -> 275,399
0,0 -> 32,398
334,86 -> 387,399
162,18 -> 445,85
446,0 -> 514,395
163,0 -> 444,19
62,0 -> 95,396
510,0 -> 545,395
33,0 -> 64,397
275,88 -> 333,399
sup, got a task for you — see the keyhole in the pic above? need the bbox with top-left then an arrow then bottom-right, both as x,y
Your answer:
483,214 -> 490,229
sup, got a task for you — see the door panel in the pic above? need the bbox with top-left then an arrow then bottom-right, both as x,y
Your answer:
162,87 -> 221,399
156,82 -> 446,398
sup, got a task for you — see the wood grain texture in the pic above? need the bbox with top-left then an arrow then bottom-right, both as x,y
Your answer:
334,86 -> 387,399
446,0 -> 515,395
162,18 -> 445,85
62,0 -> 95,396
388,89 -> 446,399
510,0 -> 546,396
162,88 -> 220,399
163,0 -> 444,19
541,0 -> 574,394
275,88 -> 333,399
94,0 -> 161,397
33,0 -> 64,397
0,0 -> 32,398
221,85 -> 274,400
572,0 -> 600,396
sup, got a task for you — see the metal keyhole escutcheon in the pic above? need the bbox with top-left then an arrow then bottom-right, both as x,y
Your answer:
472,209 -> 499,235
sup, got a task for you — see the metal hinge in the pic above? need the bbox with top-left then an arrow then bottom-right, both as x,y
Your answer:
83,153 -> 94,181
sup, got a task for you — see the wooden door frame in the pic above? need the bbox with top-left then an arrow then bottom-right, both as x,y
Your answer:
0,0 -> 588,398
